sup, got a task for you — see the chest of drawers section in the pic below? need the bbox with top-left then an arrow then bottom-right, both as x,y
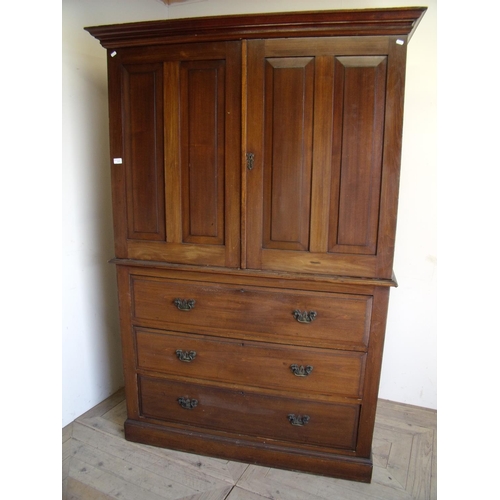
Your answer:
116,265 -> 391,480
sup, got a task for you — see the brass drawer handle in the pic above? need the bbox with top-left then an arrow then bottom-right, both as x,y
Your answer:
293,310 -> 317,323
290,364 -> 313,377
174,298 -> 196,311
177,397 -> 198,410
288,414 -> 310,426
175,350 -> 197,362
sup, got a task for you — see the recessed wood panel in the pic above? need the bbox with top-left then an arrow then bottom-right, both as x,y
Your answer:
180,60 -> 225,245
122,64 -> 165,241
263,57 -> 314,251
329,56 -> 387,255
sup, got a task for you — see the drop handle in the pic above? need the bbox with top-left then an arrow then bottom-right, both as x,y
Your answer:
177,397 -> 198,410
290,364 -> 313,377
173,298 -> 196,311
175,350 -> 197,362
293,310 -> 317,323
288,414 -> 310,426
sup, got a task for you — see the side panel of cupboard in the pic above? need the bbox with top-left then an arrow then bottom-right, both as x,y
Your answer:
108,42 -> 242,267
245,37 -> 407,279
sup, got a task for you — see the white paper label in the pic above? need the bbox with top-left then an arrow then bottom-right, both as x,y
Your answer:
110,51 -> 117,57
396,39 -> 405,45
113,158 -> 123,164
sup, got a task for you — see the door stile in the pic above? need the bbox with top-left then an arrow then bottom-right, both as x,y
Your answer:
223,41 -> 242,268
245,40 -> 265,270
376,36 -> 408,278
164,60 -> 182,244
309,55 -> 334,253
240,40 -> 248,269
107,50 -> 128,257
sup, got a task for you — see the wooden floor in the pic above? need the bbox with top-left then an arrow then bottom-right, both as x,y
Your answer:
63,389 -> 436,500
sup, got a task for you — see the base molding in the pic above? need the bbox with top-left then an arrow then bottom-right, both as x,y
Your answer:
124,419 -> 373,483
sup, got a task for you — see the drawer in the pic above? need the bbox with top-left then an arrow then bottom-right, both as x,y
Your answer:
138,375 -> 360,450
131,276 -> 372,349
135,328 -> 366,398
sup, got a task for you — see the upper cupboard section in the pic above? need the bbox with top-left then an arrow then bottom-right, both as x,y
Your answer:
107,37 -> 407,279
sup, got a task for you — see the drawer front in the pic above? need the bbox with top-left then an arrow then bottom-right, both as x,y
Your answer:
135,328 -> 365,398
138,375 -> 360,450
131,276 -> 372,349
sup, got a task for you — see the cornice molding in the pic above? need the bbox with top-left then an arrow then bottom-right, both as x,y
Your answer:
85,7 -> 427,49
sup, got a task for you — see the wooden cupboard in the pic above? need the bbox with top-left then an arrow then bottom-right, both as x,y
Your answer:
86,7 -> 426,483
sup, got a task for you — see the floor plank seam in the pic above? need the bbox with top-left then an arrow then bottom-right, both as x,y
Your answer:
223,485 -> 237,499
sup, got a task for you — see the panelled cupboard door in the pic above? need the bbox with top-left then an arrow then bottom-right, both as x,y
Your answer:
245,37 -> 407,279
108,41 -> 241,267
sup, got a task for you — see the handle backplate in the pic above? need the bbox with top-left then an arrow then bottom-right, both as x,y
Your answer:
288,414 -> 310,426
290,364 -> 313,377
176,350 -> 197,362
177,397 -> 198,410
293,310 -> 317,323
174,298 -> 196,311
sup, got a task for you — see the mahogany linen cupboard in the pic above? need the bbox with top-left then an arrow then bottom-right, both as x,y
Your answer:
85,7 -> 426,483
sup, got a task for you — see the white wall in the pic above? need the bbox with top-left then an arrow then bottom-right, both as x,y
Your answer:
62,0 -> 437,426
62,0 -> 173,427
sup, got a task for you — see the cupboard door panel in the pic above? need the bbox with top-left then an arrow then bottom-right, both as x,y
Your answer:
180,60 -> 226,246
263,57 -> 314,252
122,64 -> 165,241
329,56 -> 387,255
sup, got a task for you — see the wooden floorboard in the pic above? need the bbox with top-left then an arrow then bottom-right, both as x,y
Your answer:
63,391 -> 436,500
